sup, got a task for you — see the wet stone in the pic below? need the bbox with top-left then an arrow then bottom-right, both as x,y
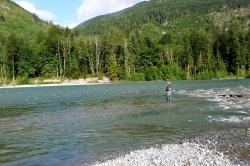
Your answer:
85,128 -> 250,166
190,128 -> 250,165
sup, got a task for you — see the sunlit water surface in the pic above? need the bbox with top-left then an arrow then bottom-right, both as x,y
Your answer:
0,79 -> 250,165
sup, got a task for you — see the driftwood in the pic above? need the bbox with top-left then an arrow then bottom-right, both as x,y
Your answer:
216,94 -> 243,98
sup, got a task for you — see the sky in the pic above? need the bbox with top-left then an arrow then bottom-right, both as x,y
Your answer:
13,0 -> 147,29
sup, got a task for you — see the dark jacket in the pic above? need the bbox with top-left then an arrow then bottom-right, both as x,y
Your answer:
165,84 -> 171,91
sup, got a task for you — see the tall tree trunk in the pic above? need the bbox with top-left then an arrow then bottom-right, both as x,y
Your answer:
124,38 -> 130,76
88,57 -> 95,75
56,39 -> 61,77
64,54 -> 66,77
170,49 -> 173,64
111,27 -> 117,67
68,36 -> 71,65
63,46 -> 66,77
95,36 -> 99,76
12,57 -> 15,84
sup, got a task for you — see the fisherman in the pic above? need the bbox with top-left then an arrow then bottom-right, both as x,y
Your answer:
165,82 -> 172,101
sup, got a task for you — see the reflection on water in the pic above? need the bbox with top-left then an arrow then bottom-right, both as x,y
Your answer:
0,79 -> 250,165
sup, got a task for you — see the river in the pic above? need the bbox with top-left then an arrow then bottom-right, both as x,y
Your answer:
0,79 -> 249,165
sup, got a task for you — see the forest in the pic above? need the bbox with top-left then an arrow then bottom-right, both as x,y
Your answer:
0,0 -> 250,85
76,0 -> 250,36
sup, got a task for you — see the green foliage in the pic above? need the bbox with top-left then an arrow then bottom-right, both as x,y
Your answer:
66,69 -> 83,79
125,73 -> 145,81
1,0 -> 250,84
145,66 -> 160,81
16,75 -> 30,85
160,65 -> 183,80
0,15 -> 4,22
246,71 -> 250,78
75,0 -> 250,36
159,32 -> 174,45
41,63 -> 57,78
215,70 -> 228,79
17,46 -> 35,77
195,71 -> 216,80
0,0 -> 50,41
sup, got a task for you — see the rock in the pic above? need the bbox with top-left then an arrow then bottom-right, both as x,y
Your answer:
85,128 -> 250,166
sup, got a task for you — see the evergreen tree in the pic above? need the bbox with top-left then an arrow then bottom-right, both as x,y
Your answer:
5,33 -> 21,83
17,45 -> 35,77
0,33 -> 6,83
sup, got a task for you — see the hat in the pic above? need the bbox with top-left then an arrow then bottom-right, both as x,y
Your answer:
167,82 -> 171,84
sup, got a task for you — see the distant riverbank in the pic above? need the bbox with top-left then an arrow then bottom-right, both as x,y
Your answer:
0,77 -> 111,88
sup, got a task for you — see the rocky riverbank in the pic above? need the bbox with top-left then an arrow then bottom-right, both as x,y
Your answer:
184,128 -> 250,165
85,128 -> 250,166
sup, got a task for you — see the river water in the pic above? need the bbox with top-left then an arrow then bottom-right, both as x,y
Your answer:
0,79 -> 250,165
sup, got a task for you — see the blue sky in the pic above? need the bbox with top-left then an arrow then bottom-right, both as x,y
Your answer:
13,0 -> 147,28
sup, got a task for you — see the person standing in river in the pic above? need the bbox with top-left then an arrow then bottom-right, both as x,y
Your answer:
165,82 -> 172,101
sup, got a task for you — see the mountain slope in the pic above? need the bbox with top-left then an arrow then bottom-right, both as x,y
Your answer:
74,0 -> 250,36
0,0 -> 50,40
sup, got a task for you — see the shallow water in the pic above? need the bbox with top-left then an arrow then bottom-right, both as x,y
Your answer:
0,79 -> 249,165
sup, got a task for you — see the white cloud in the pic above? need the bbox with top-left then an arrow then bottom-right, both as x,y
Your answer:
68,22 -> 79,29
13,0 -> 147,29
14,0 -> 55,21
75,0 -> 146,25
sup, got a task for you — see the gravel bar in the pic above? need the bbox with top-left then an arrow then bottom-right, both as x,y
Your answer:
85,128 -> 250,166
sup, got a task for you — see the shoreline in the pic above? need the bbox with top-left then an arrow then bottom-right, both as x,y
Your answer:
1,77 -> 248,89
0,77 -> 111,89
84,128 -> 250,166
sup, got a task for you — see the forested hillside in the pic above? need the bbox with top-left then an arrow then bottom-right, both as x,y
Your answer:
75,0 -> 250,36
0,0 -> 51,85
0,0 -> 50,40
0,0 -> 250,85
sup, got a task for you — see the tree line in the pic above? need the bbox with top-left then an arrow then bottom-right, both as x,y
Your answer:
0,20 -> 249,85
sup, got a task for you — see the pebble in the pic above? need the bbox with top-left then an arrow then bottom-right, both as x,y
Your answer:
83,128 -> 250,166
86,143 -> 231,166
